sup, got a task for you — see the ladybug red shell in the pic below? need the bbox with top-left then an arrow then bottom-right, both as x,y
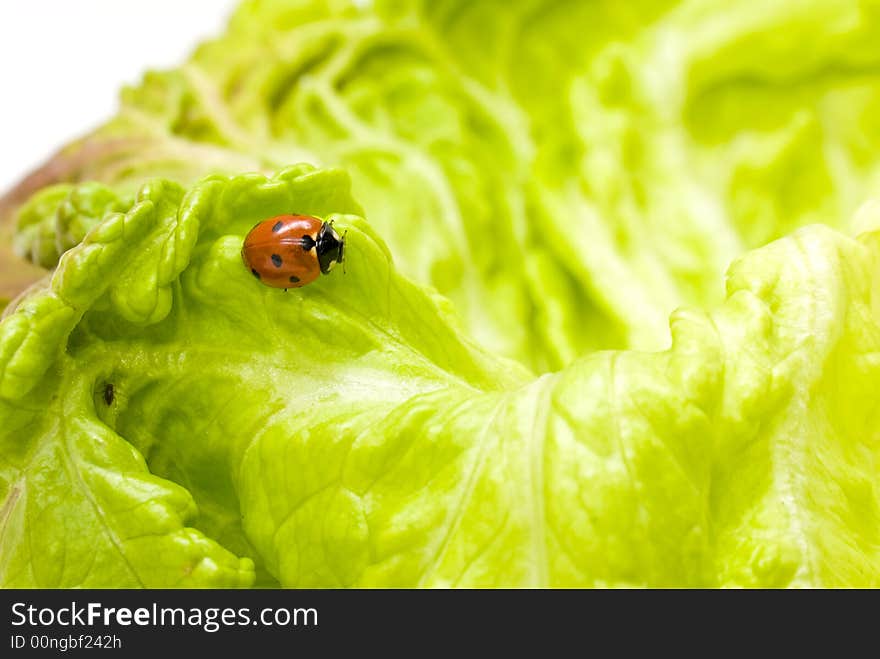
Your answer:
241,214 -> 345,289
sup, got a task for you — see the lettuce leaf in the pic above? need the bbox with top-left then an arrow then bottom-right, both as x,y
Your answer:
2,165 -> 879,586
12,0 -> 880,372
2,0 -> 880,587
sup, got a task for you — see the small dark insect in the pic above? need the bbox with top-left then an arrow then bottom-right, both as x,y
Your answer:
103,383 -> 115,405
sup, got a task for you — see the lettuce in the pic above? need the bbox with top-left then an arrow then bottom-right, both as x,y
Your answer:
1,0 -> 879,587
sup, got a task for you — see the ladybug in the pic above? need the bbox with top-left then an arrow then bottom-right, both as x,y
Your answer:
241,214 -> 345,289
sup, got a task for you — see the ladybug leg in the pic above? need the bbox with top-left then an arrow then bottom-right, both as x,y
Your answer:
342,229 -> 348,274
284,288 -> 288,293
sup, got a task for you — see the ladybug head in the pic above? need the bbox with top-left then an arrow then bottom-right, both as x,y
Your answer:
316,220 -> 345,274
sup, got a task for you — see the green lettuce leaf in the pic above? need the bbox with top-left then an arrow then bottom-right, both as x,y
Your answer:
2,0 -> 880,587
10,0 -> 880,372
3,164 -> 879,586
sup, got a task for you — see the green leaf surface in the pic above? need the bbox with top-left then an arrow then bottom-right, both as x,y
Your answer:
3,164 -> 879,586
2,0 -> 880,587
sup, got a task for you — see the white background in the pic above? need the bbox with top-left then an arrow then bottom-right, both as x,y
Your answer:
0,0 -> 240,193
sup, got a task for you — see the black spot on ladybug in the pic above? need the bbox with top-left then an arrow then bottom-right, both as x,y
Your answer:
272,221 -> 283,233
289,275 -> 300,283
271,254 -> 283,267
103,383 -> 115,405
301,235 -> 316,251
251,268 -> 261,279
